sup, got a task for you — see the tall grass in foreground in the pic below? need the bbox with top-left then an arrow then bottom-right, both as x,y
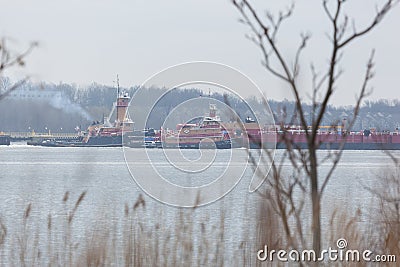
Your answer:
369,165 -> 400,266
0,165 -> 399,267
0,191 -> 232,267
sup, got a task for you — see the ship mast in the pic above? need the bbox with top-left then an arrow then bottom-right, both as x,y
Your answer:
116,74 -> 120,122
114,75 -> 131,126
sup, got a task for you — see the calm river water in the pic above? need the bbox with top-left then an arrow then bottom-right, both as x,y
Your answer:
0,144 -> 398,264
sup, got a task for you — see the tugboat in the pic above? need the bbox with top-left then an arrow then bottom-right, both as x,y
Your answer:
35,76 -> 134,147
161,104 -> 231,149
78,86 -> 134,147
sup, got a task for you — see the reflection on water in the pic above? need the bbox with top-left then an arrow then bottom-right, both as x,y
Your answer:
0,145 -> 398,264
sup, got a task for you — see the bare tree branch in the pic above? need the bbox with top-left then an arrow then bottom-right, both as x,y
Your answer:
0,38 -> 37,101
320,50 -> 375,194
338,0 -> 399,48
232,0 -> 397,254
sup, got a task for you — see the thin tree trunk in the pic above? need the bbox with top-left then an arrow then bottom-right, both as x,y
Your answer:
309,147 -> 321,254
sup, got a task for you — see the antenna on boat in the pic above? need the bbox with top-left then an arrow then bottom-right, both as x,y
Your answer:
116,74 -> 120,97
208,89 -> 212,117
116,74 -> 120,122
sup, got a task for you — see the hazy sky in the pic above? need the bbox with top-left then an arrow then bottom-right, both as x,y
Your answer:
1,0 -> 399,105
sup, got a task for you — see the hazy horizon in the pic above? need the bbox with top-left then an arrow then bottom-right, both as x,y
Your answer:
1,0 -> 399,106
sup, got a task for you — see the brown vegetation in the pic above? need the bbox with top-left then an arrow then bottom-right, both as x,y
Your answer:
367,159 -> 400,266
232,0 -> 398,254
0,192 -> 233,267
0,178 -> 397,266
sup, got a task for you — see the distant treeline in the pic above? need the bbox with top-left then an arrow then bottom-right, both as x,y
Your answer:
0,80 -> 399,132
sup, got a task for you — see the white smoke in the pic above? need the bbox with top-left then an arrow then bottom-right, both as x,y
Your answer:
49,93 -> 93,121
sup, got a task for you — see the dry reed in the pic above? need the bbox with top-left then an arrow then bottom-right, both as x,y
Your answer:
0,181 -> 399,266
